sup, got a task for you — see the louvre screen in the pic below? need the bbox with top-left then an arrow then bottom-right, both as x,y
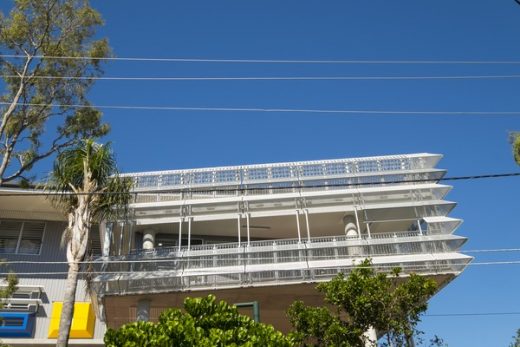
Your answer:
0,220 -> 44,255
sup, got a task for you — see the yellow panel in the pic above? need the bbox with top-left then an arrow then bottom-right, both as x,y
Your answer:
48,302 -> 96,339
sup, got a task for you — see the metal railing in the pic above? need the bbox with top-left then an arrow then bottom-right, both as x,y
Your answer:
92,232 -> 468,296
123,154 -> 441,192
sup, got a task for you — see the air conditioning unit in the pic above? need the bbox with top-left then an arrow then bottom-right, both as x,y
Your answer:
0,285 -> 44,313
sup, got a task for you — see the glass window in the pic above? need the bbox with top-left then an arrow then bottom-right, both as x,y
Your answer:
0,220 -> 44,255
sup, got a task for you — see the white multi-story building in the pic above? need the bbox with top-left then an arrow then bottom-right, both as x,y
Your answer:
92,153 -> 472,332
0,153 -> 472,345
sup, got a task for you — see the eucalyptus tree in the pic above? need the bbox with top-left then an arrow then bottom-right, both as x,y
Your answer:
48,139 -> 131,347
511,132 -> 520,165
0,0 -> 110,185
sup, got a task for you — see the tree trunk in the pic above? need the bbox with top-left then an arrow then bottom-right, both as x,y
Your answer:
56,197 -> 90,347
56,261 -> 79,347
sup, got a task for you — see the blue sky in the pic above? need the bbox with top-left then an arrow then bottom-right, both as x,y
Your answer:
4,0 -> 520,345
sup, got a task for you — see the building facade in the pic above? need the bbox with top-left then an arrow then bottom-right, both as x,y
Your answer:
92,153 -> 472,332
0,194 -> 105,346
0,153 -> 472,345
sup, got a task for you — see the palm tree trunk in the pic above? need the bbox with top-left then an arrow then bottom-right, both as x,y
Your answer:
56,261 -> 79,347
56,203 -> 90,347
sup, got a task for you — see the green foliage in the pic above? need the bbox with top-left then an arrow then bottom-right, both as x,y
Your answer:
0,0 -> 110,184
287,260 -> 438,347
510,328 -> 520,347
48,139 -> 132,222
0,269 -> 18,347
104,295 -> 295,347
510,132 -> 520,165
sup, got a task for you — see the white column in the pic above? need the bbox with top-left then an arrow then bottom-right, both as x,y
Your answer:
100,221 -> 112,257
136,299 -> 151,322
142,230 -> 156,250
295,210 -> 301,243
343,215 -> 358,238
118,222 -> 125,255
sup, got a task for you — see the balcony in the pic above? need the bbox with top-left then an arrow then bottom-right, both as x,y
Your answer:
92,230 -> 471,297
122,154 -> 445,203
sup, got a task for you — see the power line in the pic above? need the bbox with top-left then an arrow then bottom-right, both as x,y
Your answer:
6,74 -> 520,81
425,312 -> 520,317
463,248 -> 520,253
1,259 -> 519,267
2,54 -> 520,64
2,261 -> 520,276
2,101 -> 520,116
104,311 -> 520,321
0,172 -> 518,196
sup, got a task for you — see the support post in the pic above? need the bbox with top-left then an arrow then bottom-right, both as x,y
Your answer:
142,230 -> 155,250
127,221 -> 134,253
246,213 -> 251,246
354,207 -> 362,240
178,218 -> 183,252
118,222 -> 125,255
187,217 -> 192,251
100,221 -> 113,272
101,221 -> 112,258
304,209 -> 311,242
295,210 -> 301,243
417,219 -> 423,236
237,214 -> 241,246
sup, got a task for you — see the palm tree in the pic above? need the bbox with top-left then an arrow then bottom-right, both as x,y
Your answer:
48,139 -> 131,347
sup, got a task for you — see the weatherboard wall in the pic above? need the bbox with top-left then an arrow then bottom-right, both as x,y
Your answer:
1,220 -> 105,342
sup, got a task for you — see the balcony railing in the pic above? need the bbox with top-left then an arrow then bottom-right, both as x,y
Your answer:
123,154 -> 441,193
92,231 -> 470,296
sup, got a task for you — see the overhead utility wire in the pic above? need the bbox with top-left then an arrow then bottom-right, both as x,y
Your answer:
2,101 -> 520,116
5,74 -> 520,81
105,312 -> 520,320
2,260 -> 520,274
0,252 -> 519,265
2,55 -> 520,64
1,172 -> 519,197
425,312 -> 520,317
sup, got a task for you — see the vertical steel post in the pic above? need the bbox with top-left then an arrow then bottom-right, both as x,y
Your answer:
237,214 -> 241,246
304,209 -> 311,242
246,213 -> 250,246
187,217 -> 192,251
354,207 -> 362,240
178,218 -> 183,252
295,210 -> 301,243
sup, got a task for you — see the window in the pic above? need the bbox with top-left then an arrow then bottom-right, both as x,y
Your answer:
0,220 -> 45,255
